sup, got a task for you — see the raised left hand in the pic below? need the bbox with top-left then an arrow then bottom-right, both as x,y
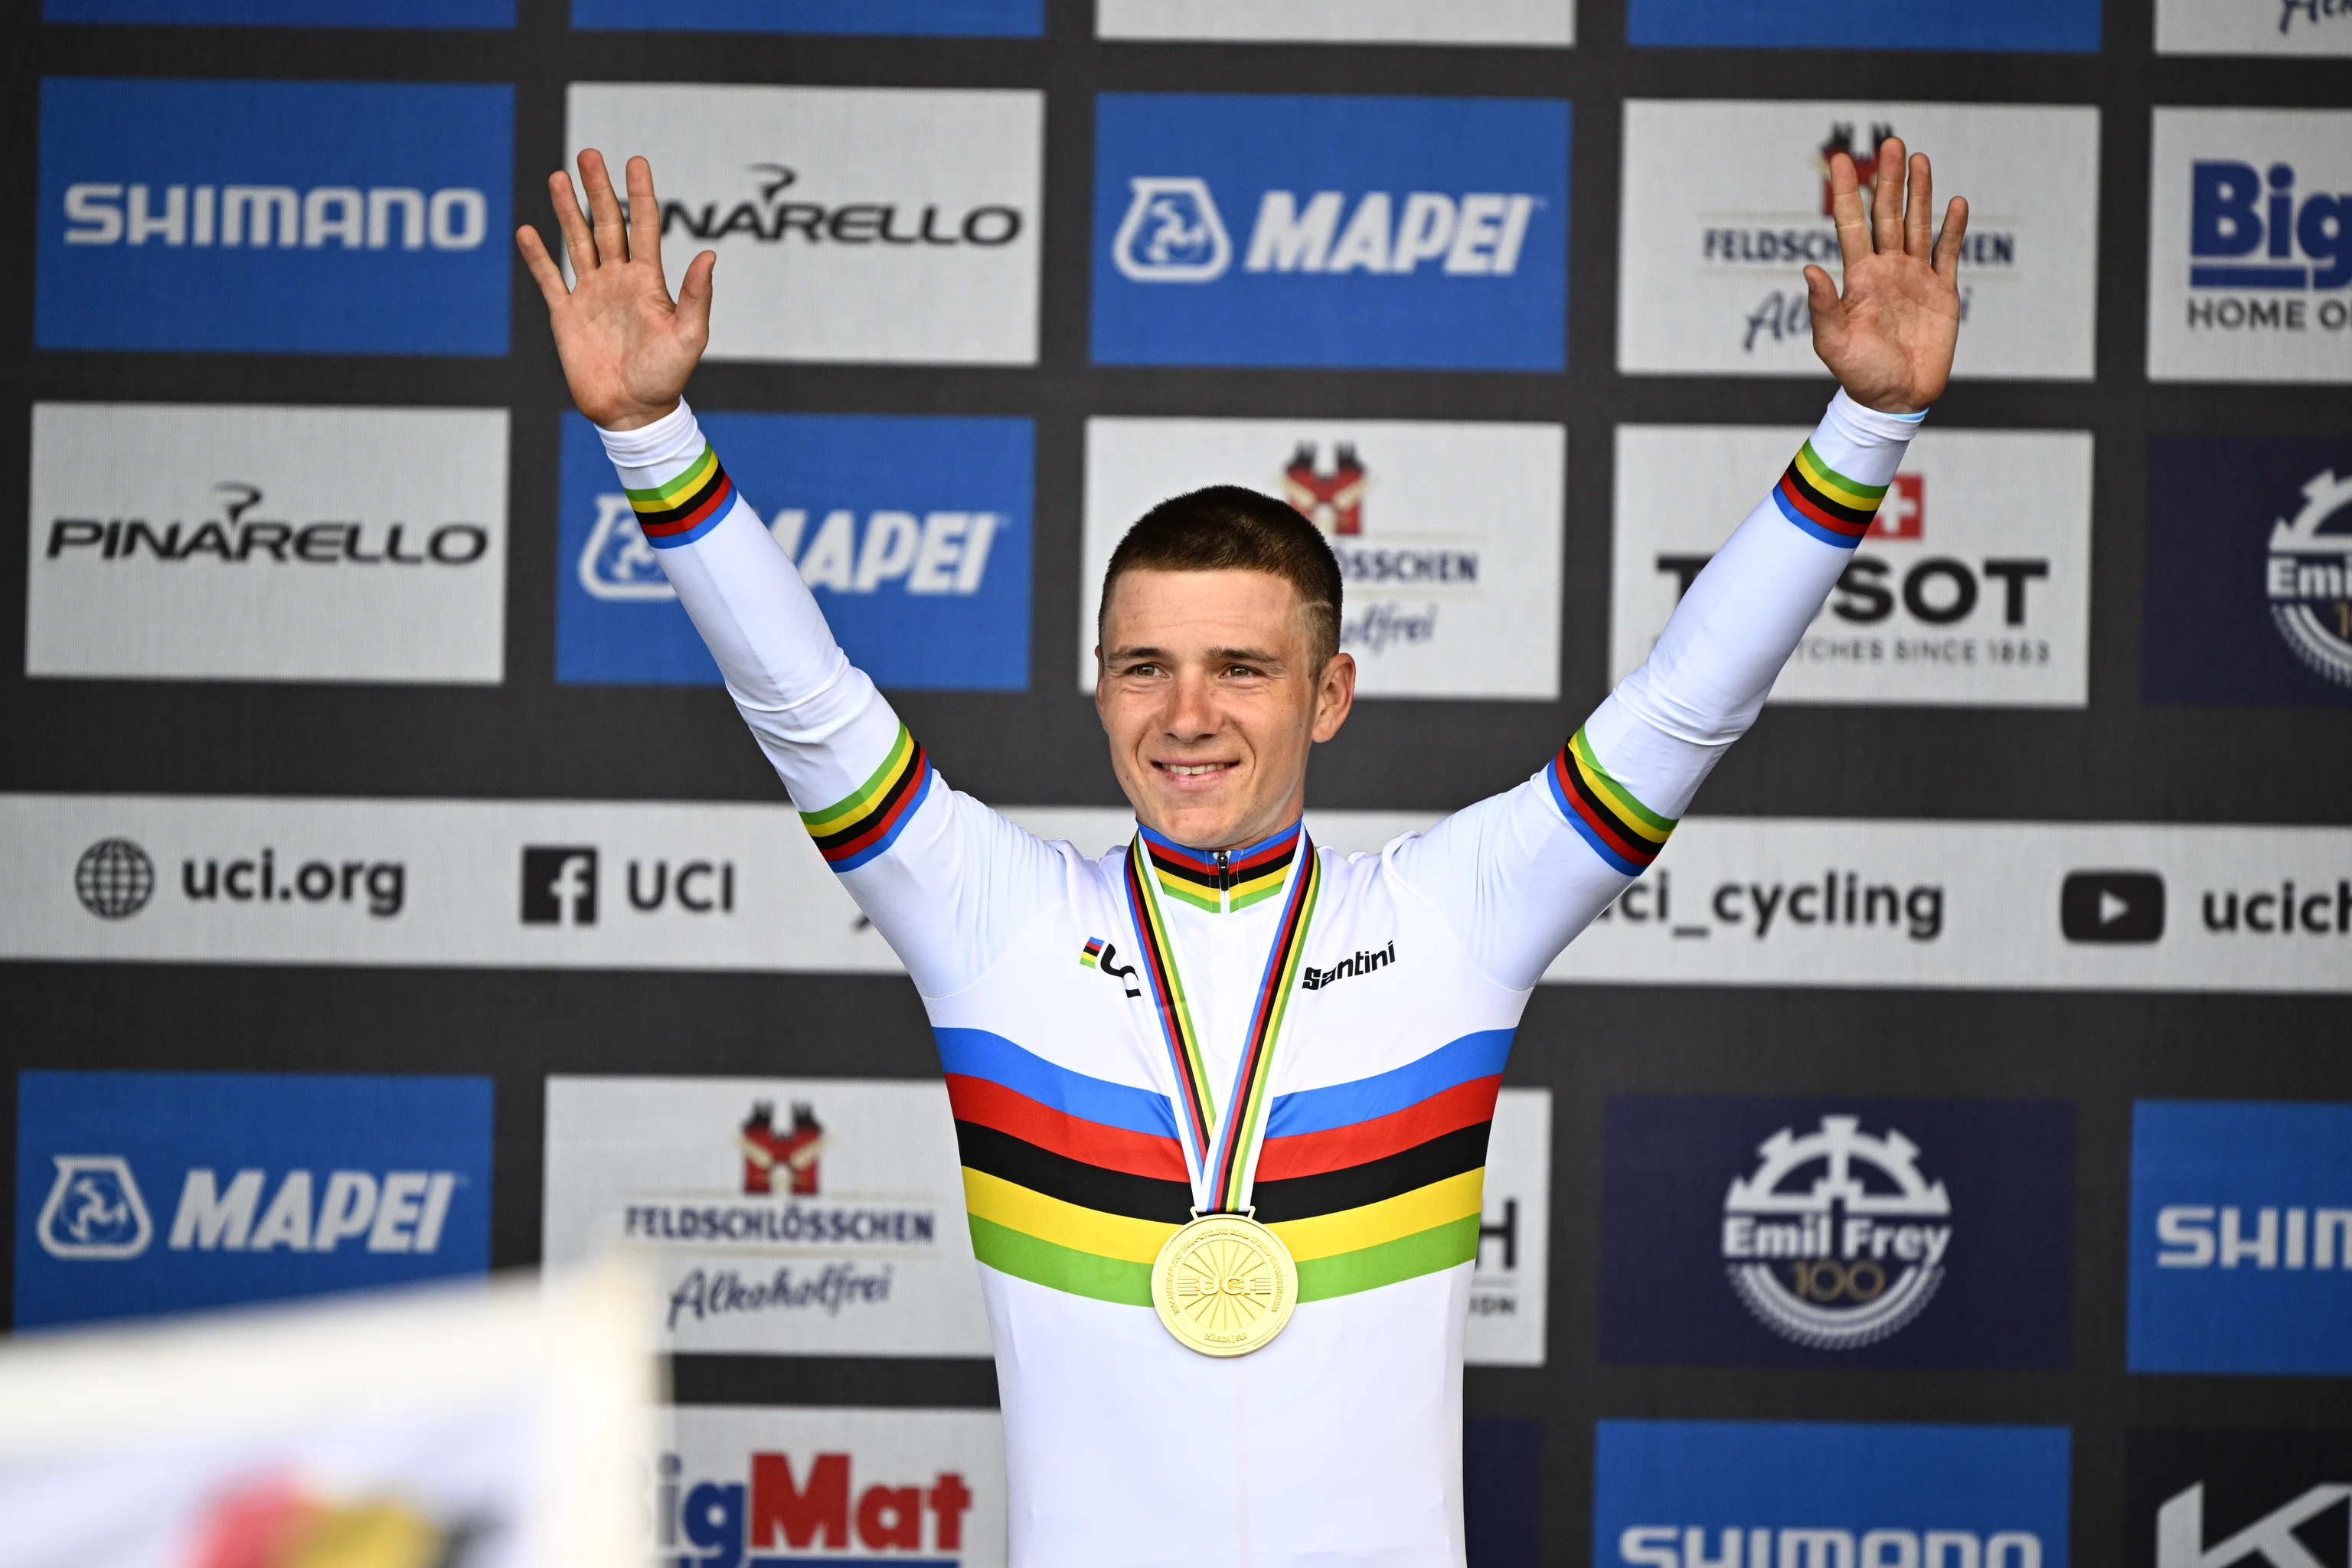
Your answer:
1805,137 -> 1969,414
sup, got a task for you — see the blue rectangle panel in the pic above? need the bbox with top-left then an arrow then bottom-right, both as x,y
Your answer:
1626,0 -> 2099,51
1093,93 -> 1569,371
17,1070 -> 494,1331
46,0 -> 514,23
36,77 -> 512,354
559,411 -> 1033,691
2130,1100 -> 2352,1374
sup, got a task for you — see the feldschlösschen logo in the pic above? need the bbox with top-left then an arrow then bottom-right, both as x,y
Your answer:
34,1154 -> 154,1259
1599,1096 -> 2076,1368
2266,469 -> 2352,688
75,838 -> 156,919
1721,1115 -> 1952,1349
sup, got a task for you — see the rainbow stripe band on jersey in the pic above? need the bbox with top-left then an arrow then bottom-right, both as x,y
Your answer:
1138,821 -> 1299,913
1771,439 -> 1886,547
626,441 -> 736,550
1547,726 -> 1675,877
800,724 -> 933,873
942,1024 -> 1504,1307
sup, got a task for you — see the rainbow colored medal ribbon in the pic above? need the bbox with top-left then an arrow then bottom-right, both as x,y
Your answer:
1120,827 -> 1321,1356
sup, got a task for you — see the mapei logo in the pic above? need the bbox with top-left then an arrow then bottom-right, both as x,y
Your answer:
1092,93 -> 1570,370
14,1071 -> 492,1329
580,497 -> 1003,604
659,1449 -> 975,1563
34,1155 -> 153,1259
1110,176 -> 1537,283
1721,1115 -> 1954,1350
35,79 -> 512,355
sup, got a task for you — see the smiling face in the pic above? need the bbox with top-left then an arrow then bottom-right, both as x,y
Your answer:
1095,567 -> 1357,851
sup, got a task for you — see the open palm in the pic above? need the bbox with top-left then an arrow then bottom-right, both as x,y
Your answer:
515,150 -> 715,432
1805,138 -> 1970,415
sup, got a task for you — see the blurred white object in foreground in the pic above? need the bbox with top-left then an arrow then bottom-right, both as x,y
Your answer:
0,1266 -> 654,1568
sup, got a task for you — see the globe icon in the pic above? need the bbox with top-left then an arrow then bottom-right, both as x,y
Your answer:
75,838 -> 155,920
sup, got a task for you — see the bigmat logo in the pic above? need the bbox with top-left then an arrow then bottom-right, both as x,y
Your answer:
2130,1101 -> 2352,1374
659,1406 -> 1007,1567
2158,0 -> 2352,53
1619,103 -> 2099,381
1626,0 -> 2096,49
575,0 -> 1039,31
559,411 -> 1031,690
37,78 -> 510,355
2149,109 -> 2352,383
15,1070 -> 491,1330
1614,426 -> 2092,707
28,402 -> 508,684
1080,418 -> 1564,698
1599,1098 -> 2075,1368
2145,436 -> 2352,707
567,84 -> 1040,365
1597,1422 -> 2070,1568
1096,0 -> 1573,44
1092,93 -> 1570,370
2127,1432 -> 2352,1568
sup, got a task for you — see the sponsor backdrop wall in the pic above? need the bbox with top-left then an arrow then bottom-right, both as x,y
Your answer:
2,2 -> 2347,1566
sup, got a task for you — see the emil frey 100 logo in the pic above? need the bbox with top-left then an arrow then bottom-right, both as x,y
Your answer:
1722,1115 -> 1954,1349
2266,469 -> 2352,689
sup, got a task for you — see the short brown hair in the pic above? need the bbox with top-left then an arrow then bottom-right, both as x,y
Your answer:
1099,485 -> 1344,668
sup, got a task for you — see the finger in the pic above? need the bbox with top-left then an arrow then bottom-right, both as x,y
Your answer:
1872,136 -> 1906,254
1932,195 -> 1971,279
675,250 -> 717,345
548,170 -> 596,278
515,224 -> 570,305
578,148 -> 628,265
1828,152 -> 1870,270
1904,152 -> 1933,262
626,155 -> 665,284
1803,263 -> 1844,331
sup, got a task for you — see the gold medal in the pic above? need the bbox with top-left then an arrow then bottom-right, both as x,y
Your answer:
1151,1211 -> 1297,1357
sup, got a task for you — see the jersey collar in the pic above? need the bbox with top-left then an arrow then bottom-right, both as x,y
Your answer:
1137,818 -> 1303,915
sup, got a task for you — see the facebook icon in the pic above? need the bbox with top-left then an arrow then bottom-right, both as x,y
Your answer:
521,846 -> 598,926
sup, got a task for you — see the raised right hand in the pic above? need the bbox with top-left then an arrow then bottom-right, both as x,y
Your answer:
515,150 -> 715,432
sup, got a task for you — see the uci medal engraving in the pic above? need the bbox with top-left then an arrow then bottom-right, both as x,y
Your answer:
1152,1211 -> 1297,1357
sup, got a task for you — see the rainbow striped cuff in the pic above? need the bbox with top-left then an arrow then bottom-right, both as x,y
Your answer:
626,441 -> 736,550
1546,727 -> 1675,877
801,724 -> 933,874
1771,439 -> 1886,548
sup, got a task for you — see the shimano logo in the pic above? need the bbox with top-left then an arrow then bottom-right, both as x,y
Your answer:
1624,1528 -> 2045,1568
2155,1204 -> 2352,1269
63,181 -> 488,250
1112,177 -> 1538,283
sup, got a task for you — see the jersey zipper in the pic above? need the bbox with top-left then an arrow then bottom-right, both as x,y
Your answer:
1216,849 -> 1231,914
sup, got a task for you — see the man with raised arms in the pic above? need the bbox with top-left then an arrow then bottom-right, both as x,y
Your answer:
517,140 -> 1967,1566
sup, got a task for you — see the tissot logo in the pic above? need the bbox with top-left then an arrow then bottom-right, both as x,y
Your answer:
2061,871 -> 2167,942
1600,1098 -> 2075,1368
1091,93 -> 1570,370
36,78 -> 511,354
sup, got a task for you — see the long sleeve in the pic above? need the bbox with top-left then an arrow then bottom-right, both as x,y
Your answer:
599,400 -> 1063,998
1389,390 -> 1926,990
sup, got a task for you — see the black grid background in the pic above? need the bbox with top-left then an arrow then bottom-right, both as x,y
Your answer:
3,1 -> 2350,1563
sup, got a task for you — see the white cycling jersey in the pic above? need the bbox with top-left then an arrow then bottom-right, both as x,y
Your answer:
599,390 -> 1920,1567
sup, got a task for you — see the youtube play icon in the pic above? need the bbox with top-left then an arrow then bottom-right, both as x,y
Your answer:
2061,871 -> 2166,944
